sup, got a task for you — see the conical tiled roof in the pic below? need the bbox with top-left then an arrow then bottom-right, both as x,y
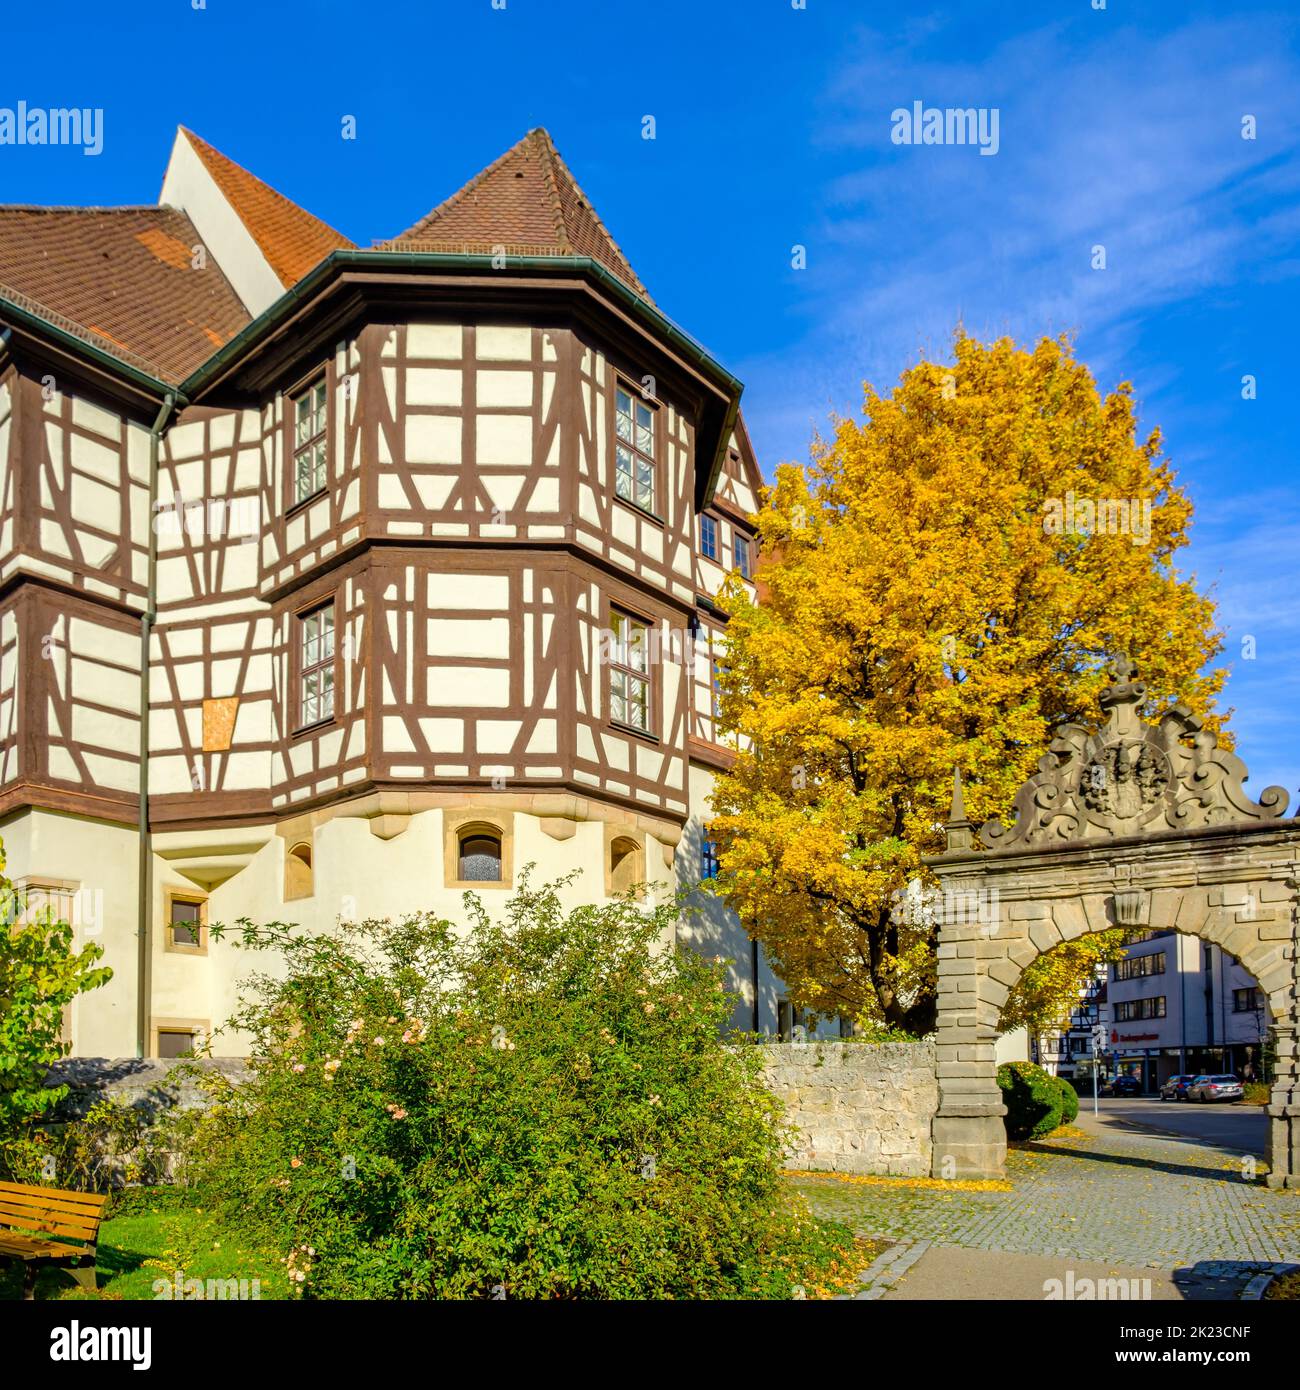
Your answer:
179,127 -> 355,288
384,129 -> 650,301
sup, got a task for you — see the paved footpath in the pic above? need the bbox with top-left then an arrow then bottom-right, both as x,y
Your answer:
792,1112 -> 1300,1300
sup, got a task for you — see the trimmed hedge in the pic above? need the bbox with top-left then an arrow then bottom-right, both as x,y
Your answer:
996,1061 -> 1063,1139
1055,1076 -> 1079,1125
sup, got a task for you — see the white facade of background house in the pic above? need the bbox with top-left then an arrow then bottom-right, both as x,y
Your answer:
1104,929 -> 1268,1088
1034,930 -> 1268,1091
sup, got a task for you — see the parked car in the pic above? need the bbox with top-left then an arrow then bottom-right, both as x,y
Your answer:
1102,1074 -> 1143,1097
1160,1074 -> 1197,1102
1186,1074 -> 1243,1103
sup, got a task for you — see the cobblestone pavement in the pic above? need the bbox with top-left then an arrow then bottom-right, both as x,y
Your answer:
795,1116 -> 1300,1290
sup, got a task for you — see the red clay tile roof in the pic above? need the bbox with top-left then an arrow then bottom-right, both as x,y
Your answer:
0,206 -> 251,383
180,127 -> 355,288
0,129 -> 657,388
383,128 -> 651,301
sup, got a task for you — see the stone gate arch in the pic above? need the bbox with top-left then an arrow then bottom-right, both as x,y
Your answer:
927,656 -> 1300,1186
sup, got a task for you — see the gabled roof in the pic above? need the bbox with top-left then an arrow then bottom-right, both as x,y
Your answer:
0,205 -> 250,383
178,127 -> 355,288
383,128 -> 651,301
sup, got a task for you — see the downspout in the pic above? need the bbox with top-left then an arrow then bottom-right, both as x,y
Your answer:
136,393 -> 176,1058
751,937 -> 760,1035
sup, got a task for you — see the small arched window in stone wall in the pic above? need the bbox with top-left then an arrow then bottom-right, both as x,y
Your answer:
459,831 -> 503,883
285,842 -> 314,900
609,836 -> 643,896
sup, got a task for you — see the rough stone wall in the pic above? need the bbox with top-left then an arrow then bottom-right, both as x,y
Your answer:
46,1057 -> 253,1121
40,1054 -> 943,1184
758,1041 -> 937,1177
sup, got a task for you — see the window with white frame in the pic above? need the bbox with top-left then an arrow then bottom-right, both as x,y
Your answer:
298,603 -> 335,727
293,378 -> 328,505
734,533 -> 752,578
614,384 -> 656,513
609,610 -> 650,732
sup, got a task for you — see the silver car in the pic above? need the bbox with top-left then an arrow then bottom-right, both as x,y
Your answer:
1186,1073 -> 1243,1103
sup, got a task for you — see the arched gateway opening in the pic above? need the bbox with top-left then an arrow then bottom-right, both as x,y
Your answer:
1025,929 -> 1272,1094
928,656 -> 1300,1187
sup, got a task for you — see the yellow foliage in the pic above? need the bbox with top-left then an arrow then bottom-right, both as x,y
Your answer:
785,1169 -> 1014,1193
710,331 -> 1224,1033
1001,932 -> 1129,1035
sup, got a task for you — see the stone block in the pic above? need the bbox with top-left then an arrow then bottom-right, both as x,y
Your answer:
988,959 -> 1021,988
982,979 -> 1009,1010
1007,939 -> 1039,969
1028,920 -> 1062,954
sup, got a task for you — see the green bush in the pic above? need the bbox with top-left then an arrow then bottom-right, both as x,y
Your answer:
0,843 -> 111,1166
1,1098 -> 197,1190
188,876 -> 846,1299
1055,1076 -> 1079,1125
996,1061 -> 1063,1140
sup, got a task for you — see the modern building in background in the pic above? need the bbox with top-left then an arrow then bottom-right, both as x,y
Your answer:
1104,929 -> 1269,1089
1035,929 -> 1270,1091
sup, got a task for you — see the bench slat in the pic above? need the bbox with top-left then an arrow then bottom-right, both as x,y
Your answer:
0,1192 -> 104,1219
0,1233 -> 91,1261
0,1180 -> 106,1253
0,1182 -> 107,1211
0,1181 -> 103,1277
0,1207 -> 101,1240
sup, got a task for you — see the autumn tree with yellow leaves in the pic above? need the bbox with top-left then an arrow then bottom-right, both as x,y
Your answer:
710,332 -> 1225,1035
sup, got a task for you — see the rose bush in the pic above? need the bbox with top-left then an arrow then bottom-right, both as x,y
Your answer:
188,876 -> 848,1299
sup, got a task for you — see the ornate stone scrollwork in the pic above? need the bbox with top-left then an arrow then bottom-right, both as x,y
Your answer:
980,655 -> 1290,849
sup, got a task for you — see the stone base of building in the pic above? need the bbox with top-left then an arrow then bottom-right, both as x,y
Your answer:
930,1107 -> 1008,1179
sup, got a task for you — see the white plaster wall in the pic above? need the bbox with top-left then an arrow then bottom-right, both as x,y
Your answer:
10,784 -> 778,1059
168,806 -> 677,1056
676,761 -> 781,1033
995,1026 -> 1031,1064
0,809 -> 140,1057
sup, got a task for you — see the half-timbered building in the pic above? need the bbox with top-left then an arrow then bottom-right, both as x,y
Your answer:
0,127 -> 785,1056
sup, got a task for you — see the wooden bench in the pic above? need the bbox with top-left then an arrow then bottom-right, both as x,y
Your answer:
0,1181 -> 106,1298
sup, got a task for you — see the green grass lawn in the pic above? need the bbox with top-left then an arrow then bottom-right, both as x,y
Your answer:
3,1185 -> 875,1300
1,1188 -> 290,1301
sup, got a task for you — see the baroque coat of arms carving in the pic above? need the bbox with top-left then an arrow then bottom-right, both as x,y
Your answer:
979,655 -> 1289,849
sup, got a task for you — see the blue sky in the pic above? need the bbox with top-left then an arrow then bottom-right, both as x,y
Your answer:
6,0 -> 1298,800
